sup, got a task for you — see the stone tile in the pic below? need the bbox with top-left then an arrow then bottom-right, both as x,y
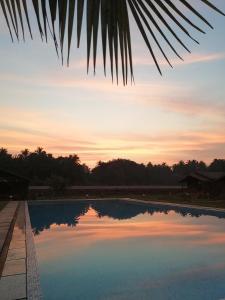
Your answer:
0,202 -> 19,253
0,222 -> 11,226
2,258 -> 26,276
0,228 -> 8,250
14,225 -> 25,232
7,247 -> 26,261
0,228 -> 8,235
0,218 -> 12,223
16,213 -> 25,225
9,239 -> 25,250
0,225 -> 9,230
0,202 -> 28,299
0,239 -> 5,251
11,230 -> 25,242
0,274 -> 26,300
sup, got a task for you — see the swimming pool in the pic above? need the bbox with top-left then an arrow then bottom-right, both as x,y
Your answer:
29,200 -> 225,300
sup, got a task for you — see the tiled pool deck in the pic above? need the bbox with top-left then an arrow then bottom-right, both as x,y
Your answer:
0,201 -> 41,300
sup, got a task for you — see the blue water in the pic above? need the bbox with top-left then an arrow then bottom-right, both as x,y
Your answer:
29,200 -> 225,300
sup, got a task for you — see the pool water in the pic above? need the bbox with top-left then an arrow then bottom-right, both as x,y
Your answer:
29,200 -> 225,300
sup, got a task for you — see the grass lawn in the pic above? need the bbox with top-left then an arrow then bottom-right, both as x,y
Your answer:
130,194 -> 225,209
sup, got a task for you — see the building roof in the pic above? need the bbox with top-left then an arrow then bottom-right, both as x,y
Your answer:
196,171 -> 225,181
180,171 -> 225,183
0,169 -> 29,183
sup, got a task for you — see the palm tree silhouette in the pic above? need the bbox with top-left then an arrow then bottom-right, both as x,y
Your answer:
0,0 -> 224,84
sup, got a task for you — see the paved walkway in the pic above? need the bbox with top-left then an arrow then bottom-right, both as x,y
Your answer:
0,202 -> 18,254
0,201 -> 42,300
0,202 -> 27,300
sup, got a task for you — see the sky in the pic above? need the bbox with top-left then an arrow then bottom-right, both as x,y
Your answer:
0,1 -> 225,168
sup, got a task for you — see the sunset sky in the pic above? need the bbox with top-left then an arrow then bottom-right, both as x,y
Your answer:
0,1 -> 225,167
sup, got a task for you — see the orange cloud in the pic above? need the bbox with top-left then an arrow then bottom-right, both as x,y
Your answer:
1,122 -> 225,167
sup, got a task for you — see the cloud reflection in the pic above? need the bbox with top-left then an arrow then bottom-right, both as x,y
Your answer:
29,201 -> 225,263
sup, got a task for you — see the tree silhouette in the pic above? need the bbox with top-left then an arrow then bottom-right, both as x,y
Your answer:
172,160 -> 207,177
91,159 -> 147,185
19,149 -> 30,159
1,147 -> 225,186
208,159 -> 225,172
0,148 -> 13,170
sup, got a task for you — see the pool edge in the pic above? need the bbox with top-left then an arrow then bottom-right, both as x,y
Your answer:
29,197 -> 225,213
25,201 -> 42,300
123,198 -> 225,213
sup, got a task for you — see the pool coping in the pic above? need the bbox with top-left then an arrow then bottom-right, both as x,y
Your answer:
124,198 -> 225,213
29,197 -> 225,214
25,202 -> 42,300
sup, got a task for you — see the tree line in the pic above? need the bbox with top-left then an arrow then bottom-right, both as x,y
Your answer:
0,147 -> 225,186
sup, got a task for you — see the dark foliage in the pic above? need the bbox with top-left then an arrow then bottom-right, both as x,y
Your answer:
91,159 -> 147,185
0,147 -> 224,186
0,147 -> 89,186
172,160 -> 207,176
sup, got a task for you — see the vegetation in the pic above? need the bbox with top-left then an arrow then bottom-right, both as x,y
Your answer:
0,1 -> 224,83
0,147 -> 88,186
1,147 -> 225,186
133,194 -> 225,209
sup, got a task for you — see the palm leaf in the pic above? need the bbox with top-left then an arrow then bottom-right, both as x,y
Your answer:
0,0 -> 224,84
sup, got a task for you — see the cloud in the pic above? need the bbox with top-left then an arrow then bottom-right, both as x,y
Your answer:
67,52 -> 225,72
141,97 -> 225,118
2,120 -> 225,167
2,68 -> 223,124
133,52 -> 225,68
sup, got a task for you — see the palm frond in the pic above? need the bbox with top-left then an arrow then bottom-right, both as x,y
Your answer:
0,0 -> 224,84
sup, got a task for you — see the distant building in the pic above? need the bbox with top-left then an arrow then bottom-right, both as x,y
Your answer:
0,169 -> 29,199
180,171 -> 225,196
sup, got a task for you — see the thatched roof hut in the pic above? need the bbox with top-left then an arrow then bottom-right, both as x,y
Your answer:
0,169 -> 29,199
180,171 -> 225,196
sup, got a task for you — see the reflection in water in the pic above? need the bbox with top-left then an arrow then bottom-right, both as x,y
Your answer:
29,202 -> 89,235
29,200 -> 225,300
30,200 -> 225,235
